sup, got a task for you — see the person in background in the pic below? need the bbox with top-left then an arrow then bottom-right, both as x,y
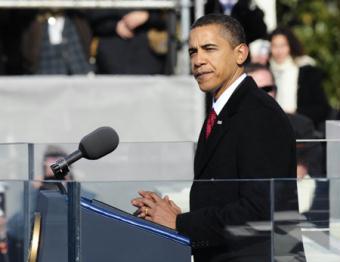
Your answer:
10,9 -> 93,75
248,39 -> 270,65
6,146 -> 72,262
89,10 -> 169,75
32,145 -> 74,190
204,0 -> 267,44
269,27 -> 331,133
244,63 -> 276,97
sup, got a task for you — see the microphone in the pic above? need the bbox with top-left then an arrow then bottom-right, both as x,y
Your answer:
51,127 -> 119,179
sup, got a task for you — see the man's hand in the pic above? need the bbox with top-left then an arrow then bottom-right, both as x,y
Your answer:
123,11 -> 149,31
116,20 -> 134,39
131,191 -> 181,229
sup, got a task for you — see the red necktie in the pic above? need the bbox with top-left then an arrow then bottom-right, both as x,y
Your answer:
205,109 -> 217,139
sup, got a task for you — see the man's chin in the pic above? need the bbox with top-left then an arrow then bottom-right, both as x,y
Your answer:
198,83 -> 217,94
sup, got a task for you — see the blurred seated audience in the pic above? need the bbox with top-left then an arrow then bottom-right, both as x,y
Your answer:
269,27 -> 331,134
0,11 -> 10,75
11,9 -> 93,75
0,10 -> 25,75
89,10 -> 169,75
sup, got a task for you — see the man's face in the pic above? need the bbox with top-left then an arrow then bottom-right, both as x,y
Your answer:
189,24 -> 247,99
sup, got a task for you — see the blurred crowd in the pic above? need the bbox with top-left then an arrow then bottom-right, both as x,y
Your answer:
0,3 -> 338,132
0,9 -> 172,75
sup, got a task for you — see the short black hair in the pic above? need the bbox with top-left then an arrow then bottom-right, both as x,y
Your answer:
191,14 -> 246,48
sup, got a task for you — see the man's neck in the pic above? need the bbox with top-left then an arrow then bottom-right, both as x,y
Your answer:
214,68 -> 244,100
212,72 -> 247,115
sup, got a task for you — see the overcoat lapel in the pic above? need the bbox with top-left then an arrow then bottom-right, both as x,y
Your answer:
194,77 -> 255,178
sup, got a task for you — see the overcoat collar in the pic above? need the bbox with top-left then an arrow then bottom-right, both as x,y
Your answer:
194,76 -> 256,178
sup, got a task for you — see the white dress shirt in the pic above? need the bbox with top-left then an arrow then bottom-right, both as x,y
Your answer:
213,73 -> 247,115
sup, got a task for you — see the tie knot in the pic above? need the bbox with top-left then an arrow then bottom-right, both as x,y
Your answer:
205,109 -> 217,139
208,108 -> 217,119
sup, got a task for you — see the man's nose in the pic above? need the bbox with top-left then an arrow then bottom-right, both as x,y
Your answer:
192,52 -> 207,67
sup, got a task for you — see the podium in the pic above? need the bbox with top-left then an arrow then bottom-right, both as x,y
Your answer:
30,190 -> 191,262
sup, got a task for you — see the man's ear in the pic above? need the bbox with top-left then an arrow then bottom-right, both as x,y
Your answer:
235,43 -> 249,65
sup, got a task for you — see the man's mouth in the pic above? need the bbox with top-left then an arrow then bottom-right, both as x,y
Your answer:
194,71 -> 213,80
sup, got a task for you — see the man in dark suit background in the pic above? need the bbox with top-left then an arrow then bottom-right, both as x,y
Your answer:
204,0 -> 267,44
132,14 -> 300,262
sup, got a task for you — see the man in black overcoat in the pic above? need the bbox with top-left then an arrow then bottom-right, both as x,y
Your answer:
132,14 -> 301,262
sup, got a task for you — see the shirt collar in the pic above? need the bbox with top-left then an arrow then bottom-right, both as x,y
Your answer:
213,73 -> 247,115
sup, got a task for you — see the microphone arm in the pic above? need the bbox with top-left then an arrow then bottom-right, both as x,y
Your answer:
50,127 -> 119,179
51,150 -> 82,179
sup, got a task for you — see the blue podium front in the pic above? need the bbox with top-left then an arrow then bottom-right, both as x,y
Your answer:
32,190 -> 191,262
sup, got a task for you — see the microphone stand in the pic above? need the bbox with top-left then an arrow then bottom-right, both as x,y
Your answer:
51,163 -> 81,262
67,182 -> 81,262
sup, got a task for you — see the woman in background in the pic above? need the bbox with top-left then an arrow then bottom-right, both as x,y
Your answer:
269,27 -> 331,133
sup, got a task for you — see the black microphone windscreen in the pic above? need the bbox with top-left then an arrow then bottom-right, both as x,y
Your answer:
79,127 -> 119,160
